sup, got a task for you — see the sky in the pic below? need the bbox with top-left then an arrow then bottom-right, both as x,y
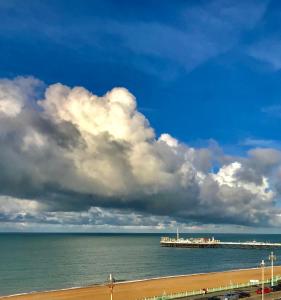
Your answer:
1,0 -> 281,233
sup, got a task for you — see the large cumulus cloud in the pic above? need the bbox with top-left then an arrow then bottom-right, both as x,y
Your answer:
0,76 -> 280,229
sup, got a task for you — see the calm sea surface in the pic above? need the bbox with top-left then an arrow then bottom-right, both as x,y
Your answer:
1,233 -> 281,296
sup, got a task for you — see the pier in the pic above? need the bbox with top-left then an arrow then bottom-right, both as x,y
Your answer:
160,236 -> 281,249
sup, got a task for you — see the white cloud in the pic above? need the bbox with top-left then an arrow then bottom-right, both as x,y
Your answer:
0,76 -> 280,230
262,105 -> 281,117
159,134 -> 178,148
0,196 -> 42,214
104,0 -> 267,72
241,138 -> 281,148
248,38 -> 281,70
0,0 -> 267,79
0,77 -> 41,117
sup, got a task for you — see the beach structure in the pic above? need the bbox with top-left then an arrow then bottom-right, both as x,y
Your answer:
260,260 -> 265,300
160,232 -> 281,249
107,273 -> 115,300
269,252 -> 277,286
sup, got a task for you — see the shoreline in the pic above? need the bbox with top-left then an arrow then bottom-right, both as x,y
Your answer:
0,266 -> 264,297
1,266 -> 280,300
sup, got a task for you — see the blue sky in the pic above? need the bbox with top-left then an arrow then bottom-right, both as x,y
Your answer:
1,0 -> 281,232
1,0 -> 281,149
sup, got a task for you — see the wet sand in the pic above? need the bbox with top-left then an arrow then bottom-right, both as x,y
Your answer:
1,266 -> 281,300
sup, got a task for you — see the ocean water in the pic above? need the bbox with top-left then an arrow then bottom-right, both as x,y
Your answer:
1,233 -> 281,296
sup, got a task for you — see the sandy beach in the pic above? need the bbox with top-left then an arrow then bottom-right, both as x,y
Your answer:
1,266 -> 281,300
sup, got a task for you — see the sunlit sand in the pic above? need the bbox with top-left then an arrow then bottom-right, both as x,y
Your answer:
1,266 -> 280,300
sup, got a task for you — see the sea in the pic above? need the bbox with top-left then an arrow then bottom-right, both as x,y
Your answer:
1,233 -> 281,296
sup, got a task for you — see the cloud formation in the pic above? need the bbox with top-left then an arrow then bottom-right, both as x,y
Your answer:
109,0 -> 267,72
0,0 -> 268,81
248,38 -> 281,70
0,76 -> 281,230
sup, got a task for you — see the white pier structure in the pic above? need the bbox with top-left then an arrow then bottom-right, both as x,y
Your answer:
160,236 -> 281,249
